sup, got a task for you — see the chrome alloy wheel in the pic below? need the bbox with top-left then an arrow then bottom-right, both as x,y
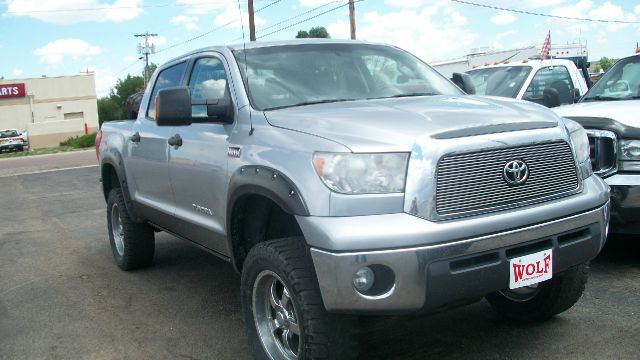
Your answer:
110,202 -> 125,256
499,283 -> 541,302
253,270 -> 301,359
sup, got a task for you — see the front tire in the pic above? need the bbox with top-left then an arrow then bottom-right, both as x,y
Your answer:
486,263 -> 589,322
241,237 -> 358,359
107,187 -> 155,271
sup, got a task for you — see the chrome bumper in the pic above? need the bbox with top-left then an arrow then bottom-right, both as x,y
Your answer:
604,174 -> 640,232
309,201 -> 609,314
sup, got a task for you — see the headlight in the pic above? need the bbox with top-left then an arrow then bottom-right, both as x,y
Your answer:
619,140 -> 640,160
618,140 -> 640,171
313,152 -> 409,194
564,119 -> 592,178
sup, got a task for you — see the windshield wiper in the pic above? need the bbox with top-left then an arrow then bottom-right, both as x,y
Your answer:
264,98 -> 356,111
367,92 -> 437,100
583,95 -> 626,102
389,92 -> 437,98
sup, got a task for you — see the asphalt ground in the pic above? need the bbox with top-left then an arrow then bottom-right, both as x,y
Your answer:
0,153 -> 638,359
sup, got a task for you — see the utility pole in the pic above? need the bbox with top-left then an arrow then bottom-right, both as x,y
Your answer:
248,0 -> 256,41
135,32 -> 158,85
349,0 -> 356,40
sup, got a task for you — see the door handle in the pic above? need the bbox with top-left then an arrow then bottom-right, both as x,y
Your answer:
130,132 -> 141,143
168,134 -> 183,147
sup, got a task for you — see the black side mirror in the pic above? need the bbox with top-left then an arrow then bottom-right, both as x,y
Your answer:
156,86 -> 192,126
542,88 -> 560,108
571,88 -> 581,103
451,72 -> 476,95
206,96 -> 234,124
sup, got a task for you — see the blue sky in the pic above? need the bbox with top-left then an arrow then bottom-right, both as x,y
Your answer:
1,0 -> 638,97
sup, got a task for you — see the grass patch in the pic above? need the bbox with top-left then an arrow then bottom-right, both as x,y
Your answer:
59,132 -> 97,148
0,146 -> 91,159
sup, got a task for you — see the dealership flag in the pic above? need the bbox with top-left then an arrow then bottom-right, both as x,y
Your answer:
540,31 -> 551,59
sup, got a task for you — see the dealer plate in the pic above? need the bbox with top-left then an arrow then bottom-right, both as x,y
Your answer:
509,249 -> 553,289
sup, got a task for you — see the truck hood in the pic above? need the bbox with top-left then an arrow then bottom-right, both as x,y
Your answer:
263,95 -> 560,152
554,100 -> 640,128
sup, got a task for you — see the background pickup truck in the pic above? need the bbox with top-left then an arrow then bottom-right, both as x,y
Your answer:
554,53 -> 640,234
466,59 -> 589,108
97,39 -> 610,359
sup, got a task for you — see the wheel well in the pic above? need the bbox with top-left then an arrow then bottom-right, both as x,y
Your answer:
230,194 -> 303,272
101,163 -> 120,200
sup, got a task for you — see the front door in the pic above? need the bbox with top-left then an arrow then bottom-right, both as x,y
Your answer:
168,55 -> 235,256
127,61 -> 187,228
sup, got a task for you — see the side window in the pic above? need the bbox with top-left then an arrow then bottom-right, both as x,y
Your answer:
524,66 -> 575,105
188,57 -> 228,117
146,62 -> 187,118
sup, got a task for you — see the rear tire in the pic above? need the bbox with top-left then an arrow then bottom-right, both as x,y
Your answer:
486,263 -> 589,322
241,237 -> 359,359
106,187 -> 155,271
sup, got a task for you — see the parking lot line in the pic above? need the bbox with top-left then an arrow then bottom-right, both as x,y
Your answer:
0,164 -> 99,178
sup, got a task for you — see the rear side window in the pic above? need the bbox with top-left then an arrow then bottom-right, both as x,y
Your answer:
524,66 -> 575,105
146,62 -> 187,118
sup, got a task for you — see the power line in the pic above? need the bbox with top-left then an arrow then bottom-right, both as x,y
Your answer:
258,0 -> 363,39
5,0 -> 268,14
113,59 -> 143,77
229,0 -> 341,43
451,0 -> 640,24
155,0 -> 285,53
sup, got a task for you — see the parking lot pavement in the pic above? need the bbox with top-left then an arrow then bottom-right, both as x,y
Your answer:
0,149 -> 97,178
0,165 -> 638,360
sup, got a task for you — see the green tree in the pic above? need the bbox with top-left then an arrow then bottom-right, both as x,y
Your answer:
598,57 -> 614,72
295,26 -> 330,39
97,97 -> 122,126
97,74 -> 145,125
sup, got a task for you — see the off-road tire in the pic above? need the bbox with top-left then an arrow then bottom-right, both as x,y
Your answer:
486,263 -> 589,322
241,237 -> 359,359
107,187 -> 155,271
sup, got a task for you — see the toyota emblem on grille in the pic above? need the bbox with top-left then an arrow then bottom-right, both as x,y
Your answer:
503,160 -> 529,185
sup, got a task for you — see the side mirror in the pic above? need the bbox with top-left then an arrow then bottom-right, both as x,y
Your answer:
205,96 -> 234,124
451,72 -> 476,95
542,88 -> 560,108
156,86 -> 192,126
571,88 -> 581,103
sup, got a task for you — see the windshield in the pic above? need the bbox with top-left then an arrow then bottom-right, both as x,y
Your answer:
233,43 -> 463,110
582,55 -> 640,101
467,66 -> 532,98
0,130 -> 19,138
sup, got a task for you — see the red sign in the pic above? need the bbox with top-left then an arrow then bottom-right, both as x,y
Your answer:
0,83 -> 26,99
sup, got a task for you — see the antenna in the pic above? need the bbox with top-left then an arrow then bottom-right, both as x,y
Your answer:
237,0 -> 254,136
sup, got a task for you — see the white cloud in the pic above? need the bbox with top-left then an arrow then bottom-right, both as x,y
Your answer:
87,66 -> 118,98
491,10 -> 516,25
171,15 -> 199,31
496,30 -> 517,40
214,4 -> 265,28
328,5 -> 476,62
548,0 -> 637,35
178,0 -> 227,15
636,5 -> 640,14
299,0 -> 339,6
12,68 -> 24,76
34,39 -> 101,65
6,0 -> 143,25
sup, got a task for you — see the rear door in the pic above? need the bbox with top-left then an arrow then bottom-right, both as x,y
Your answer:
167,55 -> 236,255
127,61 -> 187,228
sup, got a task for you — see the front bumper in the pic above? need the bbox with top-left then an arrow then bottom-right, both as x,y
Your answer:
604,174 -> 640,233
310,202 -> 608,314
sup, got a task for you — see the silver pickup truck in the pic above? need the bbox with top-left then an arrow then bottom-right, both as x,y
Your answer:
97,40 -> 610,359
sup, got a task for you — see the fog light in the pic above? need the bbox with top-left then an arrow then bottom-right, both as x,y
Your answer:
353,267 -> 375,293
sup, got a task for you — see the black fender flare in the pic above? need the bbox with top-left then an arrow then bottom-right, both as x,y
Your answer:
226,166 -> 309,270
101,149 -> 143,223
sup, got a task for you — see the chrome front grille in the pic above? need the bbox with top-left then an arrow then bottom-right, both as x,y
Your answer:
436,141 -> 579,216
586,129 -> 617,177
